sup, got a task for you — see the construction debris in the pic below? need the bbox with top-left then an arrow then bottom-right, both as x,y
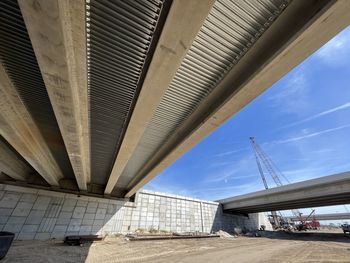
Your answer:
63,235 -> 104,246
233,227 -> 243,235
126,232 -> 219,241
216,230 -> 236,239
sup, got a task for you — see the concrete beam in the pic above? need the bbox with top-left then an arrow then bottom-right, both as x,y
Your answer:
104,0 -> 216,194
219,172 -> 350,213
0,139 -> 32,181
125,0 -> 350,197
0,172 -> 15,182
19,0 -> 90,190
0,63 -> 63,186
288,213 -> 350,221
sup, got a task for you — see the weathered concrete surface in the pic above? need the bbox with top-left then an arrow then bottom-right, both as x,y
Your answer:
0,139 -> 32,181
104,0 -> 216,194
0,64 -> 63,186
19,0 -> 90,191
1,0 -> 350,201
219,172 -> 350,213
124,0 -> 350,197
0,184 -> 265,240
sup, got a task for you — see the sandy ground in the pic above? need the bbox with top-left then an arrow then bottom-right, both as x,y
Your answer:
2,231 -> 350,263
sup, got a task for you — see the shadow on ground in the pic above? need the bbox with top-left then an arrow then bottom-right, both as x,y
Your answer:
3,240 -> 92,263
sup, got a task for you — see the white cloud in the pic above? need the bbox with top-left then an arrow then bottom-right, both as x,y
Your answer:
315,26 -> 350,66
281,102 -> 350,129
144,180 -> 192,197
208,160 -> 236,168
204,170 -> 234,183
145,176 -> 263,201
267,27 -> 350,117
205,154 -> 257,183
308,148 -> 336,154
213,147 -> 249,157
268,67 -> 310,115
281,167 -> 328,183
272,124 -> 350,145
190,181 -> 263,201
205,171 -> 256,183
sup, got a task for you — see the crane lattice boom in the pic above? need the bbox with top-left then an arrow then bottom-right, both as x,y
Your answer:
250,137 -> 283,186
249,137 -> 303,219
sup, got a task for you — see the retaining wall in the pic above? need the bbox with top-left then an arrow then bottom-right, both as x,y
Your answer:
0,184 -> 270,240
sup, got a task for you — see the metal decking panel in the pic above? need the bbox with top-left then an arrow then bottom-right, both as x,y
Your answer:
117,0 -> 290,189
87,0 -> 168,185
0,0 -> 75,180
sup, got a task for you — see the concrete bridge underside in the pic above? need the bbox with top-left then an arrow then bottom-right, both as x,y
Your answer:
0,0 -> 350,199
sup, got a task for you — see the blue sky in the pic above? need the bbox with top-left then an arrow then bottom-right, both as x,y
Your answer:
144,26 -> 350,217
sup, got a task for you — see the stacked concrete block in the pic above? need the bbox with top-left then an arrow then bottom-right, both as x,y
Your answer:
1,187 -> 36,239
130,191 -> 234,234
0,185 -> 131,240
0,184 -> 270,240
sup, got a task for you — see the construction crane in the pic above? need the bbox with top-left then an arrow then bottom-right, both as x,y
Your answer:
296,209 -> 320,230
250,137 -> 281,228
249,137 -> 317,230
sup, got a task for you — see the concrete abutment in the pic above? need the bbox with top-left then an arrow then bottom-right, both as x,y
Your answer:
0,184 -> 271,240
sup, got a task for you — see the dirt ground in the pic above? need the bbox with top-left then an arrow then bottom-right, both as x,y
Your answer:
3,230 -> 350,263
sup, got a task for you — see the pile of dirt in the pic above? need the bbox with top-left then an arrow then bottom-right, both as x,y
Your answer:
216,230 -> 236,239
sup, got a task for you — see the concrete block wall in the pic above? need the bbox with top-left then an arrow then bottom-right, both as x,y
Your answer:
0,184 -> 133,240
130,190 -> 264,233
0,184 -> 270,240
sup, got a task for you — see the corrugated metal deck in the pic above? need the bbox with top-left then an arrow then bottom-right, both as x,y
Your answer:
116,0 -> 290,191
87,0 -> 170,185
0,0 -> 75,180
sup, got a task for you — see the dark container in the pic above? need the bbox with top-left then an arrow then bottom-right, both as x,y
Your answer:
0,231 -> 15,260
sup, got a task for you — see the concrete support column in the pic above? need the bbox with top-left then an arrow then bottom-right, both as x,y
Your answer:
19,0 -> 90,191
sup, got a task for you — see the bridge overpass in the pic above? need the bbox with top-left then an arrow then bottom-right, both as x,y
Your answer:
0,0 -> 350,198
287,213 -> 350,222
218,172 -> 350,213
